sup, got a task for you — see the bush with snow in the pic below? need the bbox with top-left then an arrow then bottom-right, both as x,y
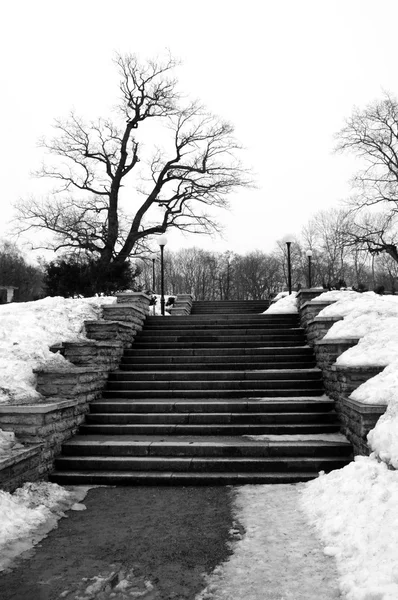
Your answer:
0,296 -> 115,404
264,292 -> 298,314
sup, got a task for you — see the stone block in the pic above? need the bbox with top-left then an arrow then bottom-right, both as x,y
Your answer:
331,365 -> 385,396
34,366 -> 107,399
85,320 -> 138,344
102,303 -> 147,323
116,292 -> 151,309
335,396 -> 386,456
299,300 -> 337,329
296,288 -> 326,308
306,316 -> 343,345
62,340 -> 124,369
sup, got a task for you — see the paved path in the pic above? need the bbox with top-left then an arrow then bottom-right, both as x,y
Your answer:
0,485 -> 341,600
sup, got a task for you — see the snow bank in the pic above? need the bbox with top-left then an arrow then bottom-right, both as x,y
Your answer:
0,481 -> 90,571
317,293 -> 398,410
301,456 -> 398,600
0,296 -> 115,404
321,292 -> 398,344
312,289 -> 358,304
264,292 -> 298,313
368,392 -> 398,469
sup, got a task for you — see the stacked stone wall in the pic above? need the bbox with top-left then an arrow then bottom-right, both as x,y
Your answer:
298,295 -> 388,456
0,292 -> 151,490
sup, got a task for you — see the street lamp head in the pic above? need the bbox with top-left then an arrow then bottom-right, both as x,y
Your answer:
282,234 -> 294,245
158,234 -> 168,247
306,249 -> 313,257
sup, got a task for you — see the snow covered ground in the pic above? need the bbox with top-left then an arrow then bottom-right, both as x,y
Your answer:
301,457 -> 398,600
0,481 -> 90,572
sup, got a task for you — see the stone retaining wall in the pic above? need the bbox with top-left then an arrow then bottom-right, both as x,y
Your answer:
300,300 -> 336,329
0,445 -> 42,492
335,397 -> 387,456
306,316 -> 343,346
0,292 -> 151,491
0,399 -> 90,483
296,288 -> 325,308
298,298 -> 387,456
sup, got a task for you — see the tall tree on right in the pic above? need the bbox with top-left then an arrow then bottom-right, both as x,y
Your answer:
336,94 -> 398,263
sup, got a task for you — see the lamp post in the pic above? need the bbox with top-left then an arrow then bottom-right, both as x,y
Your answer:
283,235 -> 294,295
152,257 -> 156,293
306,249 -> 313,288
158,235 -> 168,316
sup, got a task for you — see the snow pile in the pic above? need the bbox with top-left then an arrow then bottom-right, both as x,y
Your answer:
0,481 -> 89,571
368,392 -> 398,469
0,296 -> 115,404
301,456 -> 398,600
264,291 -> 298,313
320,292 -> 398,345
312,289 -> 359,304
316,292 -> 398,406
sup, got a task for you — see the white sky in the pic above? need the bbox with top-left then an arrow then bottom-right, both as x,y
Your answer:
1,0 -> 398,257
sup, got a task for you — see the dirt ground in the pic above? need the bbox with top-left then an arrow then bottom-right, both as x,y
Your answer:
0,486 -> 236,600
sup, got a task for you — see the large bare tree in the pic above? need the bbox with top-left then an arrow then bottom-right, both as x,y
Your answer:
336,93 -> 398,262
15,54 -> 249,266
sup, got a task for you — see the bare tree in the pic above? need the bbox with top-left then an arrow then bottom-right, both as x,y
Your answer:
233,251 -> 282,299
336,93 -> 398,262
15,54 -> 250,266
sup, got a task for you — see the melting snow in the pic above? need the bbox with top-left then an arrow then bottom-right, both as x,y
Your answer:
264,292 -> 298,313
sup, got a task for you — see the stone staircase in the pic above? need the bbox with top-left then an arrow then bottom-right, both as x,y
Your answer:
50,300 -> 352,485
191,300 -> 270,314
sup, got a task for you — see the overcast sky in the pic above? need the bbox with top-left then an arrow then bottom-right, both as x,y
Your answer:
1,0 -> 398,258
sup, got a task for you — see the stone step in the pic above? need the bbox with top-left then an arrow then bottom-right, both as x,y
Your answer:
49,470 -> 318,485
119,361 -> 317,371
104,379 -> 323,392
131,340 -> 306,349
147,316 -> 298,324
49,296 -> 352,487
101,389 -> 324,399
137,326 -> 304,339
108,369 -> 322,382
134,335 -> 307,344
89,398 -> 334,413
124,346 -> 313,357
143,323 -> 300,330
53,455 -> 349,473
85,412 -> 337,425
60,435 -> 353,458
79,422 -> 340,435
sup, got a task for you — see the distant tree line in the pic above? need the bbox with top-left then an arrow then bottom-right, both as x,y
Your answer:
137,208 -> 398,300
